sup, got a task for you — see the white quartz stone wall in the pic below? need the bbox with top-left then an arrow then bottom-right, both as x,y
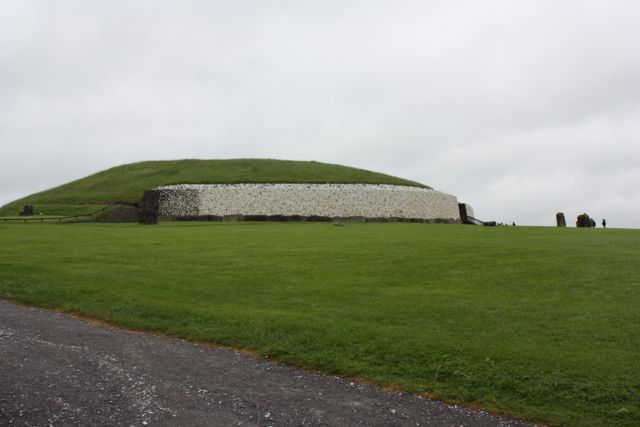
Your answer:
155,184 -> 461,221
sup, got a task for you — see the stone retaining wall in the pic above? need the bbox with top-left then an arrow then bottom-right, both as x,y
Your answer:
152,184 -> 462,222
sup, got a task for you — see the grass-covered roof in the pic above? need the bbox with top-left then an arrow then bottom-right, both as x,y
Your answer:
0,159 -> 428,216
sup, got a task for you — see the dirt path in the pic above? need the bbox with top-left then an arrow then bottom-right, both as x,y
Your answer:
0,300 -> 537,426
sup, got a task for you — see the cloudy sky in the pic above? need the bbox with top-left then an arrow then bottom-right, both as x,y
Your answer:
1,0 -> 639,227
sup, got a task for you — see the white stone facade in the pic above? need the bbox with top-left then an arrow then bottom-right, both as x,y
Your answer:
155,184 -> 462,222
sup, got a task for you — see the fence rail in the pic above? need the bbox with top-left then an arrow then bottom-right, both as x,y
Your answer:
1,203 -> 130,223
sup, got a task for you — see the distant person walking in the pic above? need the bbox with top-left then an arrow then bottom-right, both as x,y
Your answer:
602,218 -> 607,229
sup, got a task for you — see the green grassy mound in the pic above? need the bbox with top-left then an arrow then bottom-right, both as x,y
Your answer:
0,159 -> 427,217
0,222 -> 638,426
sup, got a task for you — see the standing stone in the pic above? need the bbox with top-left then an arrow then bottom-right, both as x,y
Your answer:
458,203 -> 469,223
138,190 -> 159,225
556,212 -> 566,227
458,203 -> 475,224
576,213 -> 591,228
138,209 -> 157,225
21,205 -> 34,216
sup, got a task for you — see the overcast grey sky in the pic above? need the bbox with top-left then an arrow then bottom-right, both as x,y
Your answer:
1,0 -> 639,227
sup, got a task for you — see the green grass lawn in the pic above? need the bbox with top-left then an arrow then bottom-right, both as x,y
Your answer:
0,222 -> 638,426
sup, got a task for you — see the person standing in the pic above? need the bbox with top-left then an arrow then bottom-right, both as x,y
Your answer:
602,218 -> 607,229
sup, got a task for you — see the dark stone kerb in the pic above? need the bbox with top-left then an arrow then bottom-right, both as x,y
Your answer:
140,190 -> 160,224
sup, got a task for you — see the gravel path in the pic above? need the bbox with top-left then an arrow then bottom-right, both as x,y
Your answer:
0,300 -> 538,426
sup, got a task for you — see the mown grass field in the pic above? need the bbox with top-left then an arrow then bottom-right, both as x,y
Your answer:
0,159 -> 426,216
0,222 -> 638,426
